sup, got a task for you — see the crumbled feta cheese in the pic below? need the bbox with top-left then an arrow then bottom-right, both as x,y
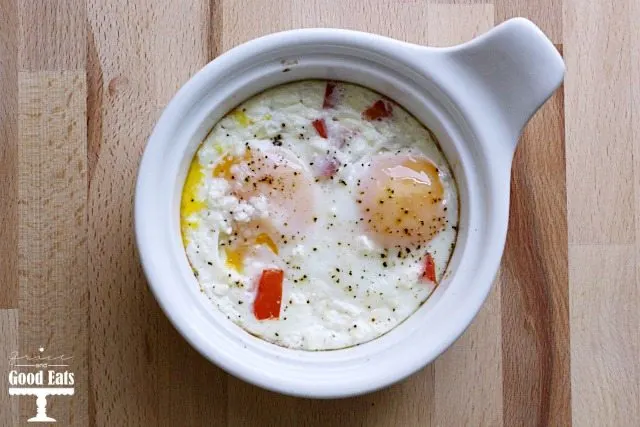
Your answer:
248,195 -> 269,218
232,201 -> 256,222
213,283 -> 229,296
207,178 -> 229,199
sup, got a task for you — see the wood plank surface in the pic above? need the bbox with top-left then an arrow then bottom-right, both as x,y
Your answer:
0,0 -> 18,309
0,310 -> 19,425
564,0 -> 634,244
19,0 -> 86,71
501,81 -> 570,427
564,0 -> 640,425
86,2 -> 163,425
18,71 -> 88,425
569,245 -> 639,426
0,0 -> 638,426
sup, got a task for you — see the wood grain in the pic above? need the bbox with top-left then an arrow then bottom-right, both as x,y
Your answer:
564,0 -> 640,423
635,0 -> 640,237
501,81 -> 571,427
569,245 -> 639,426
635,0 -> 640,240
427,3 -> 494,47
634,4 -> 640,413
495,0 -> 562,43
564,0 -> 634,244
434,285 -> 503,427
18,71 -> 88,425
228,369 -> 435,427
209,0 -> 224,59
87,2 -> 160,424
222,0 -> 430,49
156,313 -> 228,427
154,0 -> 211,106
87,91 -> 159,426
0,310 -> 19,426
0,0 -> 18,308
19,0 -> 86,71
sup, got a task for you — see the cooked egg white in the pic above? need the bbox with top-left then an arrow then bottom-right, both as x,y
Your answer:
181,80 -> 458,350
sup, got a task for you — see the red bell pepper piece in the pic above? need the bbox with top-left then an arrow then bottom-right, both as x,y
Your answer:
362,100 -> 392,120
253,268 -> 283,320
312,118 -> 328,138
314,156 -> 340,178
323,82 -> 337,109
422,253 -> 437,284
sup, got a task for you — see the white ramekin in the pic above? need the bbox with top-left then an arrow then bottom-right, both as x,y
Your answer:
135,18 -> 564,398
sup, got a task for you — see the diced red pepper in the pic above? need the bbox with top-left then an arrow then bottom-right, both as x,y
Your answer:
422,253 -> 437,284
315,156 -> 340,178
323,82 -> 337,109
312,118 -> 328,138
253,269 -> 283,320
362,100 -> 393,120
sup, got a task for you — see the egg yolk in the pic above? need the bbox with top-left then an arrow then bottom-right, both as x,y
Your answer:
360,154 -> 447,248
225,245 -> 246,272
213,149 -> 252,179
214,145 -> 315,271
255,232 -> 278,254
224,233 -> 278,273
231,109 -> 253,127
221,146 -> 315,237
180,158 -> 206,245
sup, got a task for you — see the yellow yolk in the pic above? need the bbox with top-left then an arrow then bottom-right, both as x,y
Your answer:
231,109 -> 252,127
255,233 -> 278,254
213,149 -> 251,179
213,154 -> 237,179
211,145 -> 315,272
227,146 -> 316,237
225,246 -> 246,272
360,154 -> 447,248
180,158 -> 206,245
224,232 -> 279,272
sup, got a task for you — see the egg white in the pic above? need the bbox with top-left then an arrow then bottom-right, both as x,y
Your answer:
182,80 -> 458,350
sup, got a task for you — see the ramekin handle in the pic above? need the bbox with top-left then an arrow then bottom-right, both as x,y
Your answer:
446,18 -> 564,152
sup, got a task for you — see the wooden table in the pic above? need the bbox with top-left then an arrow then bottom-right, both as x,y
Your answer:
1,1 -> 638,425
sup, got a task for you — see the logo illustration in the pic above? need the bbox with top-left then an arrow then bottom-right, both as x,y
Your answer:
8,347 -> 75,423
